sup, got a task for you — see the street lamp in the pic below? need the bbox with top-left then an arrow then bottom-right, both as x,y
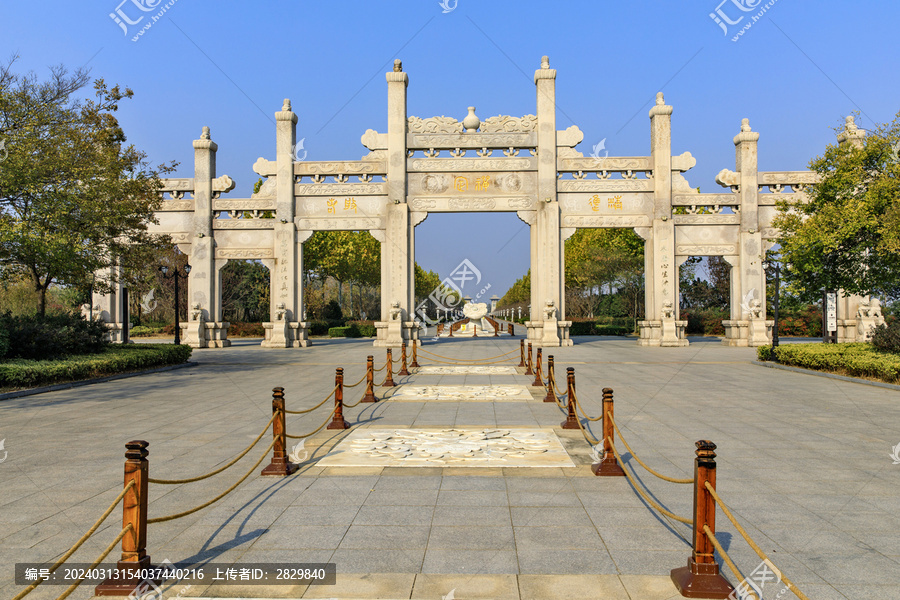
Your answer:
159,264 -> 191,345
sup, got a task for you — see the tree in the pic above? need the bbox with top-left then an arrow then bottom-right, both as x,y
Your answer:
0,57 -> 174,315
774,111 -> 900,301
499,270 -> 531,306
414,263 -> 441,302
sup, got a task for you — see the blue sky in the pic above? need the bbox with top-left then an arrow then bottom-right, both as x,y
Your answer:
2,1 -> 898,297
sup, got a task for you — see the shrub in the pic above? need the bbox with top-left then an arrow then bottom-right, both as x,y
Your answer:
767,342 -> 900,384
328,324 -> 362,338
322,300 -> 343,322
129,325 -> 162,337
871,321 -> 900,354
0,344 -> 192,389
756,345 -> 773,361
567,319 -> 632,336
229,322 -> 265,337
0,312 -> 108,360
347,320 -> 376,337
307,320 -> 330,336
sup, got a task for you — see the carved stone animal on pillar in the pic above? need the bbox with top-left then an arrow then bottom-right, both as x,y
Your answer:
540,299 -> 560,347
263,303 -> 291,348
183,302 -> 207,348
386,300 -> 404,347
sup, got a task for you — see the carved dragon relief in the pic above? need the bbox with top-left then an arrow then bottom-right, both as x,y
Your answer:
408,116 -> 463,134
480,115 -> 537,133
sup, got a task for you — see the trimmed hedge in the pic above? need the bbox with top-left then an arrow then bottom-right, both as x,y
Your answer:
568,318 -> 634,336
0,344 -> 193,390
328,324 -> 362,338
347,320 -> 377,337
757,342 -> 900,384
229,322 -> 265,337
0,312 -> 108,359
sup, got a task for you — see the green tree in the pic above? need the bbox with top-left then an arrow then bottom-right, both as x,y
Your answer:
0,58 -> 174,315
500,270 -> 531,306
775,112 -> 900,301
415,263 -> 441,302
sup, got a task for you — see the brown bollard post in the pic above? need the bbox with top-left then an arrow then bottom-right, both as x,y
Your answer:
410,341 -> 420,368
543,356 -> 556,402
328,368 -> 350,430
493,319 -> 499,337
508,323 -> 513,335
670,441 -> 734,598
382,349 -> 396,387
525,343 -> 534,376
362,356 -> 377,402
561,367 -> 579,429
518,339 -> 525,367
399,342 -> 410,376
95,441 -> 153,596
262,387 -> 299,476
531,348 -> 543,387
592,388 -> 625,477
448,322 -> 453,337
472,320 -> 477,337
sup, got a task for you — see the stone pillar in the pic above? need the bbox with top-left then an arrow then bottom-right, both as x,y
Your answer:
375,60 -> 411,348
834,116 -> 871,342
263,99 -> 307,348
638,93 -> 686,347
722,119 -> 771,347
184,127 -> 229,348
85,266 -> 127,343
532,56 -> 564,347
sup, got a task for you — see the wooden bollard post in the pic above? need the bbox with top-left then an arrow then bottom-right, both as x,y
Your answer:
472,319 -> 477,337
382,349 -> 396,387
508,323 -> 513,335
671,441 -> 734,598
399,342 -> 410,376
592,388 -> 625,477
95,441 -> 153,596
362,356 -> 377,402
493,319 -> 499,336
327,368 -> 350,430
531,348 -> 543,387
410,341 -> 420,368
518,339 -> 525,367
543,356 -> 556,402
525,343 -> 534,376
561,367 -> 579,429
448,322 -> 454,337
262,387 -> 299,476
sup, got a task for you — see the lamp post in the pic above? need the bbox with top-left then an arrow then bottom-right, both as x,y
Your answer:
765,261 -> 781,350
159,264 -> 191,345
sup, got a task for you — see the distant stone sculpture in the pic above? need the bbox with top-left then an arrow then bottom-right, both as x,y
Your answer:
463,302 -> 488,320
857,297 -> 885,340
390,301 -> 402,321
661,300 -> 674,320
543,300 -> 556,321
190,303 -> 203,321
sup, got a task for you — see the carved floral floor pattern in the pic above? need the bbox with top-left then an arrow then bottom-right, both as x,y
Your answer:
316,428 -> 575,467
415,366 -> 518,375
388,385 -> 533,402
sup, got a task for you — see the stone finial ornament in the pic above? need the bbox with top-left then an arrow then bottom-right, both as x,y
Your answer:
201,126 -> 211,140
837,115 -> 866,146
282,99 -> 291,112
394,59 -> 402,72
463,107 -> 480,132
845,115 -> 857,131
741,118 -> 752,132
541,56 -> 550,69
656,92 -> 665,106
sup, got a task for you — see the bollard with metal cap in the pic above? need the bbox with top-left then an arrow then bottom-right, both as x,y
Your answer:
670,441 -> 734,598
543,356 -> 556,402
591,388 -> 625,477
362,356 -> 377,402
327,368 -> 350,430
399,342 -> 410,376
95,441 -> 153,596
532,348 -> 543,387
561,367 -> 579,429
262,387 -> 299,476
382,349 -> 396,387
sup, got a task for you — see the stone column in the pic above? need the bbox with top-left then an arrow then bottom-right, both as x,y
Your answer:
532,56 -> 563,347
638,93 -> 686,346
263,99 -> 307,347
834,116 -> 871,342
184,127 -> 229,348
375,60 -> 411,348
722,119 -> 771,346
85,265 -> 127,342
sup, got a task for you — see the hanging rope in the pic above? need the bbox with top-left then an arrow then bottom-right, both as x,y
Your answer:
342,371 -> 368,388
284,406 -> 339,440
148,413 -> 277,484
147,438 -> 276,524
53,524 -> 133,600
283,385 -> 339,414
702,525 -> 757,600
11,481 -> 135,600
608,437 -> 693,525
572,389 -> 604,422
607,413 -> 693,484
416,347 -> 519,362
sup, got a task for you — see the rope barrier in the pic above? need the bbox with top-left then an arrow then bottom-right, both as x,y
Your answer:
147,438 -> 276,524
416,347 -> 519,362
284,406 -> 339,440
373,361 -> 388,372
705,481 -> 811,600
53,524 -> 133,600
342,371 -> 368,388
607,413 -> 694,484
573,390 -> 603,422
11,481 -> 135,600
608,437 -> 693,525
702,525 -> 757,600
574,410 -> 600,445
283,385 -> 338,414
148,413 -> 277,485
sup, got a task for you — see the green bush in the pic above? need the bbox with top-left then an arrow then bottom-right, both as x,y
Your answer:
328,324 -> 361,338
756,345 -> 773,361
322,300 -> 343,322
682,310 -> 727,336
0,325 -> 9,359
871,321 -> 900,354
129,325 -> 162,337
0,344 -> 193,389
307,320 -> 330,336
0,312 -> 108,360
347,320 -> 376,337
766,342 -> 900,384
568,319 -> 632,336
229,322 -> 265,337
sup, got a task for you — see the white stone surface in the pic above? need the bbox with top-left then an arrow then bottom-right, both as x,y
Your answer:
316,428 -> 575,467
389,385 -> 532,402
416,366 -> 518,375
463,302 -> 488,320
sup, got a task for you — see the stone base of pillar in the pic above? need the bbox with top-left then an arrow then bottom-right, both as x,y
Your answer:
525,321 -> 540,341
558,320 -> 573,346
837,320 -> 859,343
637,320 -> 689,347
102,323 -> 127,344
373,320 -> 405,348
261,322 -> 310,348
722,319 -> 773,347
184,322 -> 231,349
541,318 -> 560,347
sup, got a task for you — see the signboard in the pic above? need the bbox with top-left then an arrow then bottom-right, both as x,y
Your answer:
825,292 -> 837,333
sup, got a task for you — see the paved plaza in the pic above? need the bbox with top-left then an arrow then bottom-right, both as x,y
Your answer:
2,333 -> 899,599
